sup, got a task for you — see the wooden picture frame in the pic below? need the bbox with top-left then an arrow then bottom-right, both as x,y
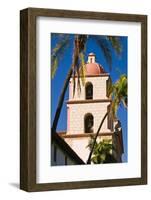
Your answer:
20,7 -> 147,192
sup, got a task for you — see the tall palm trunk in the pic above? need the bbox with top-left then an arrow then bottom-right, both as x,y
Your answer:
87,111 -> 109,164
51,67 -> 73,134
51,35 -> 85,135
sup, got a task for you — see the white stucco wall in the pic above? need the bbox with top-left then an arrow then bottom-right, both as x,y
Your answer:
65,135 -> 112,162
67,75 -> 111,134
69,75 -> 109,100
67,102 -> 111,134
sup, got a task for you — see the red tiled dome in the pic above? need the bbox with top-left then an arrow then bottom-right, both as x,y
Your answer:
85,53 -> 105,75
85,63 -> 104,75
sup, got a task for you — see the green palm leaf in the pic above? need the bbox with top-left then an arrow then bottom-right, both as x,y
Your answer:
87,138 -> 115,164
107,36 -> 122,55
51,34 -> 70,78
108,74 -> 127,119
72,35 -> 87,96
92,36 -> 112,70
79,52 -> 86,86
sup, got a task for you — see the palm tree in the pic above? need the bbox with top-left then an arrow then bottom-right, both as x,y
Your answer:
51,34 -> 87,134
87,138 -> 116,164
51,34 -> 122,135
86,74 -> 127,164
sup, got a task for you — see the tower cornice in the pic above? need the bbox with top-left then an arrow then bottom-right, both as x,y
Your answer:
59,132 -> 115,139
67,98 -> 112,104
71,73 -> 110,78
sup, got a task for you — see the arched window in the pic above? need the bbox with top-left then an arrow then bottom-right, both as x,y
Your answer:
85,82 -> 93,99
84,113 -> 94,133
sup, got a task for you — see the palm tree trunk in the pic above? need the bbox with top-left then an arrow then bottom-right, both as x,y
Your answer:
51,36 -> 83,135
51,67 -> 73,134
86,111 -> 109,164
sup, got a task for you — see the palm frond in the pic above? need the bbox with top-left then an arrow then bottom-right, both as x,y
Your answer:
77,68 -> 81,96
72,71 -> 76,98
90,35 -> 122,71
79,52 -> 86,86
109,74 -> 127,119
93,36 -> 112,70
111,99 -> 119,119
72,35 -> 87,96
107,36 -> 122,55
51,34 -> 70,78
72,47 -> 79,97
107,77 -> 113,97
87,138 -> 115,164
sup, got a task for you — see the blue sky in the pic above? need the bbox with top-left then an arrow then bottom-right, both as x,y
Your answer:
51,33 -> 128,162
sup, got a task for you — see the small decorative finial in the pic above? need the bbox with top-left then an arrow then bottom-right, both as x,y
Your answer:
88,53 -> 96,63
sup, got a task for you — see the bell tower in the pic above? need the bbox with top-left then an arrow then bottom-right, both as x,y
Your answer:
60,53 -> 123,163
67,53 -> 111,135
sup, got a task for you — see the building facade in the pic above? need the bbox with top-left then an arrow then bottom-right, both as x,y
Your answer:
51,132 -> 85,166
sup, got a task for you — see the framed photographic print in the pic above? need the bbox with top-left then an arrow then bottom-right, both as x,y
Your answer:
20,8 -> 147,191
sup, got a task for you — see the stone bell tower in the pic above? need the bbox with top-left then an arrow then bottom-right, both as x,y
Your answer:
59,53 -> 124,163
